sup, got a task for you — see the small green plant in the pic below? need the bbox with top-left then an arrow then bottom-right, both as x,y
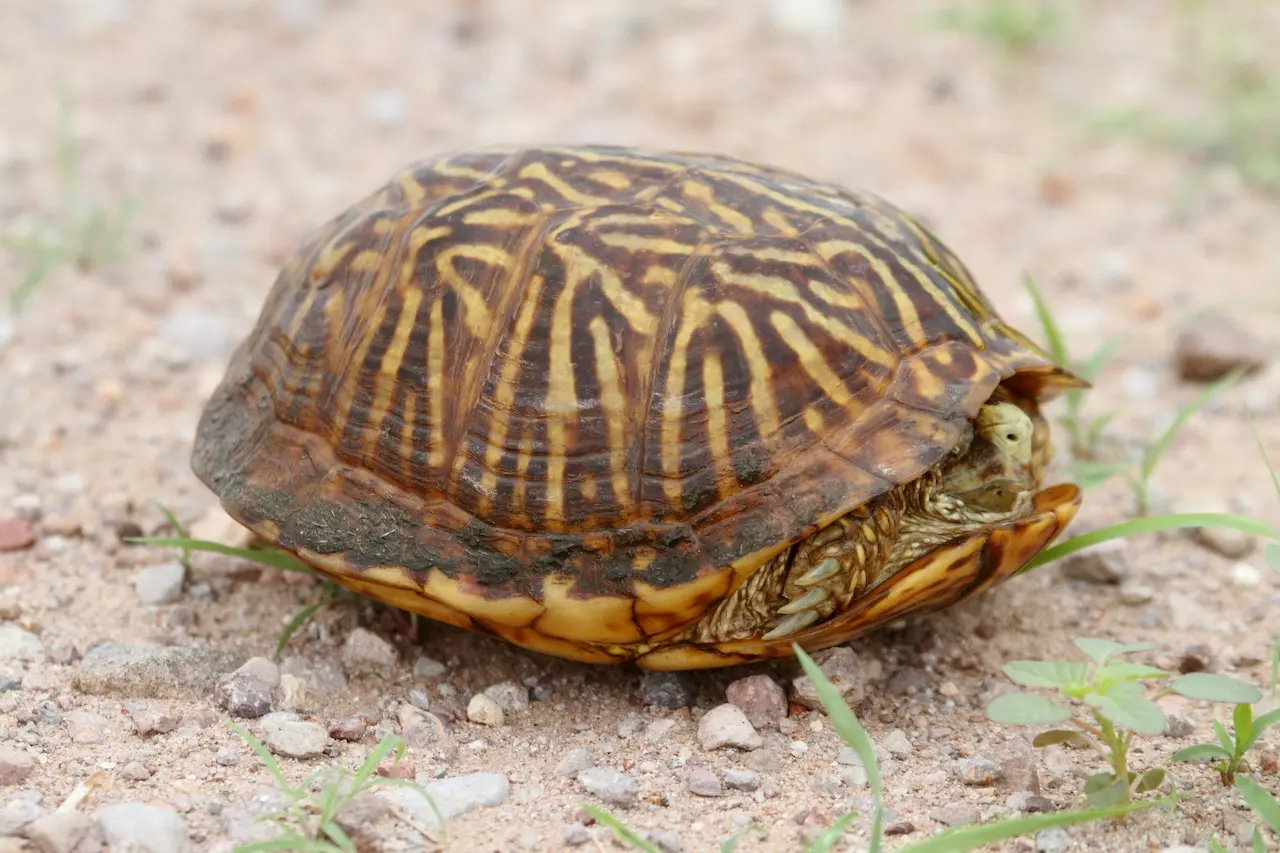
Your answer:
128,532 -> 345,653
935,0 -> 1065,59
227,723 -> 442,852
1168,702 -> 1280,786
986,638 -> 1262,807
587,646 -> 1173,853
3,86 -> 139,312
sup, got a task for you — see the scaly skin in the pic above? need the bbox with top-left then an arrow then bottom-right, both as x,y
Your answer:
680,396 -> 1041,644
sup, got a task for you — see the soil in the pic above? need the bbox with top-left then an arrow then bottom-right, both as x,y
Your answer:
2,1 -> 1279,851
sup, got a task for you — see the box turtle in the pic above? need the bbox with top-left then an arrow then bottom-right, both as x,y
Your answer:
192,145 -> 1086,670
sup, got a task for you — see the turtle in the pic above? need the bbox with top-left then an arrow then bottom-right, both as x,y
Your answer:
192,144 -> 1086,671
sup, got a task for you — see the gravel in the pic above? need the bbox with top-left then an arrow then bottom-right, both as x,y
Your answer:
554,747 -> 594,778
0,625 -> 43,661
684,766 -> 722,797
483,681 -> 530,713
881,729 -> 913,757
126,701 -> 181,736
73,643 -> 238,699
637,671 -> 693,709
340,628 -> 398,668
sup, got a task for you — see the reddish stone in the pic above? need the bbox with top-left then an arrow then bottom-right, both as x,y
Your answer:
0,518 -> 36,552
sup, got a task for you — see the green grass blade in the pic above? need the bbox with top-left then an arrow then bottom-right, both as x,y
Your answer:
230,837 -> 336,853
580,804 -> 663,853
226,720 -> 291,791
1167,744 -> 1233,764
1237,776 -> 1280,832
319,821 -> 355,853
1023,274 -> 1070,365
348,736 -> 405,793
128,536 -> 314,573
1140,367 -> 1245,483
804,810 -> 858,853
1244,708 -> 1280,753
896,796 -> 1173,853
277,599 -> 331,655
1247,415 -> 1280,504
1022,514 -> 1280,573
794,644 -> 883,853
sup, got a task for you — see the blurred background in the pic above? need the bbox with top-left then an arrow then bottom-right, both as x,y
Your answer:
2,3 -> 1280,850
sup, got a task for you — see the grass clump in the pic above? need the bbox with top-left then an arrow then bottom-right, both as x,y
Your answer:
226,723 -> 443,852
1168,702 -> 1280,786
935,0 -> 1065,60
986,637 -> 1261,807
3,87 -> 139,313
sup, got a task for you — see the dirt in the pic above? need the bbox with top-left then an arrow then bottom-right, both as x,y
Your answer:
2,1 -> 1280,851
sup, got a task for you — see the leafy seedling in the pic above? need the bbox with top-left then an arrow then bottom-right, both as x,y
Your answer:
987,638 -> 1262,807
227,723 -> 443,852
1168,702 -> 1280,785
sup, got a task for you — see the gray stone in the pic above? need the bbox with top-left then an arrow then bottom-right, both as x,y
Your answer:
65,711 -> 109,744
0,626 -> 42,661
882,729 -> 913,757
563,822 -> 590,846
554,748 -> 594,778
466,693 -> 505,727
616,713 -> 643,739
0,746 -> 33,784
95,802 -> 190,853
1000,749 -> 1041,795
278,655 -> 348,695
745,747 -> 783,774
216,657 -> 279,719
931,803 -> 979,827
329,716 -> 367,742
697,704 -> 761,751
1166,715 -> 1196,738
957,755 -> 1003,786
723,768 -> 759,791
135,563 -> 185,605
259,713 -> 327,759
685,767 -> 721,797
341,628 -> 397,669
1035,827 -> 1072,853
1174,312 -> 1267,382
378,772 -> 508,828
413,655 -> 446,678
577,767 -> 638,808
215,746 -> 238,766
637,672 -> 692,709
0,794 -> 46,836
396,705 -> 444,748
25,811 -> 97,853
1059,541 -> 1128,584
120,761 -> 152,781
126,701 -> 180,736
724,674 -> 787,729
644,719 -> 675,743
791,646 -> 880,710
841,766 -> 868,788
644,828 -> 685,853
483,681 -> 529,713
73,643 -> 238,699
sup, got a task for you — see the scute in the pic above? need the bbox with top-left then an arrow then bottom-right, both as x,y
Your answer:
192,144 -> 1082,665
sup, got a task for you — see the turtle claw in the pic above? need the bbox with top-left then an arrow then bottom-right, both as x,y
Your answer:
795,556 -> 840,587
777,586 -> 828,615
762,608 -> 821,640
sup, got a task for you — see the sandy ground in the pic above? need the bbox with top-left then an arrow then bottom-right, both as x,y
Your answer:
2,1 -> 1280,851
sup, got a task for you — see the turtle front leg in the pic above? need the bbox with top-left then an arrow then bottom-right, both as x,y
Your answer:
761,501 -> 899,640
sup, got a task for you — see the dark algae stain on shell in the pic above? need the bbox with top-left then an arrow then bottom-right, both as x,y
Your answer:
191,144 -> 1083,667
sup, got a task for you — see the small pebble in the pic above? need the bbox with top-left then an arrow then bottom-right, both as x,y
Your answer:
127,701 -> 181,736
645,719 -> 675,743
882,729 -> 913,757
1118,581 -> 1155,605
637,671 -> 692,709
120,761 -> 152,781
554,748 -> 595,778
0,518 -> 36,552
215,746 -> 238,766
24,812 -> 96,853
957,755 -> 1003,786
577,767 -> 638,808
1036,826 -> 1072,853
0,745 -> 34,784
260,713 -> 328,759
1059,542 -> 1127,584
1165,715 -> 1196,738
1230,562 -> 1263,587
0,625 -> 43,661
65,710 -> 109,744
330,716 -> 368,742
95,802 -> 191,853
134,562 -> 186,605
216,657 -> 280,719
413,655 -> 447,678
1173,312 -> 1266,382
467,693 -> 505,727
685,766 -> 722,797
791,646 -> 880,710
697,704 -> 762,751
724,674 -> 787,728
723,768 -> 759,791
483,681 -> 530,713
644,828 -> 686,853
341,628 -> 397,668
931,803 -> 979,827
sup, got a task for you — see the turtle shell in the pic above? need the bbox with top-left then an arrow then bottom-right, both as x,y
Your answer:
192,145 -> 1082,667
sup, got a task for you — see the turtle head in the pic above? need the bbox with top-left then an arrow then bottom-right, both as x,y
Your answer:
936,400 -> 1038,515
